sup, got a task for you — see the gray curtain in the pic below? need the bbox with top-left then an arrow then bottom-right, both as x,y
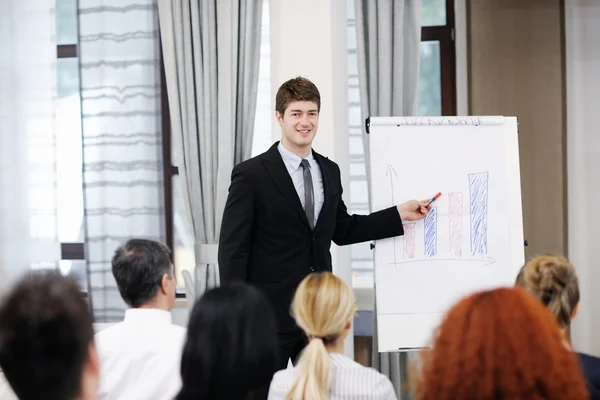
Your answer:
354,0 -> 422,398
79,0 -> 165,321
158,0 -> 263,309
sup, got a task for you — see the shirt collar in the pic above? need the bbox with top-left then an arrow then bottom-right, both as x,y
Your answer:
123,308 -> 173,326
277,142 -> 315,169
329,352 -> 355,366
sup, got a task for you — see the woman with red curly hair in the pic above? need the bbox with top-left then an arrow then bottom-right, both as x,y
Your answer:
411,287 -> 589,400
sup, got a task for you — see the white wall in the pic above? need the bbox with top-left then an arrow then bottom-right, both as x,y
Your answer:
565,0 -> 600,356
269,0 -> 353,358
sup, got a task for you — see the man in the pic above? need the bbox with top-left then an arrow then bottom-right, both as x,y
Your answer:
95,239 -> 186,400
218,76 -> 431,370
0,272 -> 99,400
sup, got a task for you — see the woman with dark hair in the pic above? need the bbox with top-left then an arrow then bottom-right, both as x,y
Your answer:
411,287 -> 589,400
176,282 -> 279,400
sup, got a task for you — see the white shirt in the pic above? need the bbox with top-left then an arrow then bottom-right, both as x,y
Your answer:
95,309 -> 187,400
277,142 -> 325,227
268,353 -> 398,400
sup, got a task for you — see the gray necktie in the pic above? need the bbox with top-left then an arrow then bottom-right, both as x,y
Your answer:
300,159 -> 314,229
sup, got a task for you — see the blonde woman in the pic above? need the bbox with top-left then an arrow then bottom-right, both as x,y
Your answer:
268,272 -> 397,400
516,254 -> 600,399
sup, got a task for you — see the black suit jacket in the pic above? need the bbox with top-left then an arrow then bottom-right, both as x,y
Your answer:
218,142 -> 404,333
578,352 -> 600,399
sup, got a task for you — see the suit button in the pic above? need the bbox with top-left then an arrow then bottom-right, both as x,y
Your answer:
309,266 -> 315,272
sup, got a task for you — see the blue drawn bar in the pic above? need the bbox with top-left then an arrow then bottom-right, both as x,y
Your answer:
424,207 -> 437,257
469,172 -> 489,255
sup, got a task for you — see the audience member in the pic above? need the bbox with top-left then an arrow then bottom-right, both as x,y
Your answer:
268,272 -> 397,400
95,239 -> 186,400
176,282 -> 279,400
0,271 -> 98,400
516,254 -> 600,398
411,287 -> 589,400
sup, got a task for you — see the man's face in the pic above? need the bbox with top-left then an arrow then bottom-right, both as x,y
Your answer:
276,101 -> 319,153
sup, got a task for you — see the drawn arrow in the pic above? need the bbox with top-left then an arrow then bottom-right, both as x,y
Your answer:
385,164 -> 398,204
386,164 -> 399,264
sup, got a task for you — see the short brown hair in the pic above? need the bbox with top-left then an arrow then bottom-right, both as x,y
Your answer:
0,271 -> 94,400
275,77 -> 321,115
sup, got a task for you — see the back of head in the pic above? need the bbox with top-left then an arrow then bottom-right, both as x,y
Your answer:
275,76 -> 321,114
0,271 -> 94,400
412,287 -> 588,400
177,282 -> 278,400
515,254 -> 579,328
112,238 -> 173,308
287,272 -> 357,400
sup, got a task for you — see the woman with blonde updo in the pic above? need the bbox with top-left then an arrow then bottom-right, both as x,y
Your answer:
515,254 -> 580,329
267,272 -> 397,400
516,254 -> 600,398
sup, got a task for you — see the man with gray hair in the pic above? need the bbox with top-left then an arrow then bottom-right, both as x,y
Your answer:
95,239 -> 186,400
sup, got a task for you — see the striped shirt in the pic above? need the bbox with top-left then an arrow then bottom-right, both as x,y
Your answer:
268,353 -> 398,400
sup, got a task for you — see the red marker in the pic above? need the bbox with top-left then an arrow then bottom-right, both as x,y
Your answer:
426,192 -> 442,207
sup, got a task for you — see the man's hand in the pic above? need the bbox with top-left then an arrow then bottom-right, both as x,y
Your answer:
397,199 -> 432,222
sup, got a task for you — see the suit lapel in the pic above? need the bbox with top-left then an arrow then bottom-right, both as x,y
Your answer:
312,150 -> 334,231
261,143 -> 311,230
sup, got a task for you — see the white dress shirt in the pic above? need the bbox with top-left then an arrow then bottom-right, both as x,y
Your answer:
277,142 -> 325,227
95,309 -> 187,400
268,353 -> 398,400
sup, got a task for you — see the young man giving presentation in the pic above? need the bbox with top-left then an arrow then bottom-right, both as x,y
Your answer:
218,77 -> 430,370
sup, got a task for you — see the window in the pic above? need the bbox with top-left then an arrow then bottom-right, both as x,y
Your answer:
347,0 -> 456,289
18,0 -> 165,291
421,0 -> 457,116
169,1 -> 272,289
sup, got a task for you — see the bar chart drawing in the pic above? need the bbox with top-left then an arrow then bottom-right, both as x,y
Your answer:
383,167 -> 493,266
448,192 -> 463,256
403,223 -> 416,259
469,172 -> 489,255
424,207 -> 438,257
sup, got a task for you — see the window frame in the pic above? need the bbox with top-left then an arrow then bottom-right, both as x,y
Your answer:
158,42 -> 185,296
56,42 -> 86,263
159,48 -> 177,263
421,0 -> 457,116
